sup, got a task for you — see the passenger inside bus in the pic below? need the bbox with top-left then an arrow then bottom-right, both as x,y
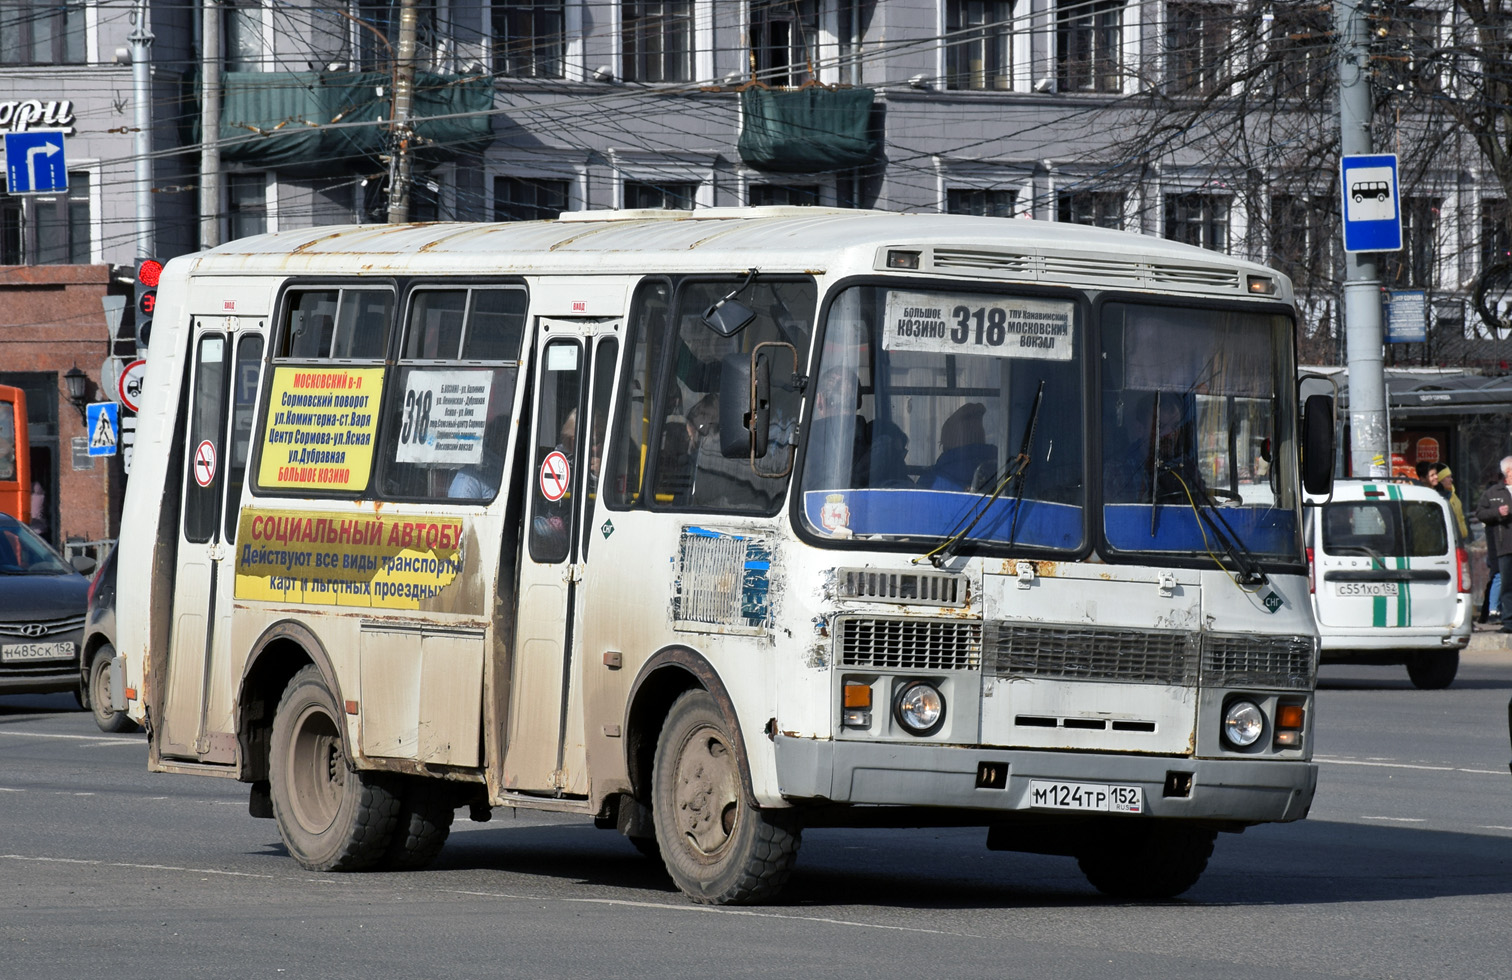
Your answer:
920,402 -> 998,492
807,367 -> 910,488
1107,392 -> 1199,503
447,417 -> 509,499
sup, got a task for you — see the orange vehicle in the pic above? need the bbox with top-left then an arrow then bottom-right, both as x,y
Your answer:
0,385 -> 30,525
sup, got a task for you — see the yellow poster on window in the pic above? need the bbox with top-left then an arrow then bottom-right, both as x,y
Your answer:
257,366 -> 384,491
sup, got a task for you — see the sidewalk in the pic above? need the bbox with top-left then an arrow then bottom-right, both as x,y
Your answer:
1468,620 -> 1512,655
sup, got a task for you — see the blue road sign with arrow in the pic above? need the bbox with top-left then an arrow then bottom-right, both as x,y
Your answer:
4,131 -> 69,195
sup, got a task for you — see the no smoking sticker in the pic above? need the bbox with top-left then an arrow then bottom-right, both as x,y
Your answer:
539,450 -> 570,501
194,439 -> 218,487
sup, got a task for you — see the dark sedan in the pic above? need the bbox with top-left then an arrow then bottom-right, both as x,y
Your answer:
0,513 -> 93,699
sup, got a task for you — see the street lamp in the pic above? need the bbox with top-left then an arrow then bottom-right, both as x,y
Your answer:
64,365 -> 90,423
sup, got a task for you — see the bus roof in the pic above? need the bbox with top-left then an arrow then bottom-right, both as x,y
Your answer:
183,208 -> 1290,300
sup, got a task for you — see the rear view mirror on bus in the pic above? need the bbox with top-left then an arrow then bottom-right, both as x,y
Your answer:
719,353 -> 755,457
1302,393 -> 1335,497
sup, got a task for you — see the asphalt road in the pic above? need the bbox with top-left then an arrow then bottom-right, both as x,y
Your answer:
2,648 -> 1510,980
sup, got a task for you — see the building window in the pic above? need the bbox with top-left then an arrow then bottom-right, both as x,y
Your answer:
356,0 -> 438,71
946,187 -> 1017,217
1269,193 -> 1332,290
0,0 -> 86,65
1057,190 -> 1124,228
625,180 -> 697,209
749,184 -> 821,206
1269,2 -> 1331,102
0,172 -> 91,265
494,0 -> 565,78
227,173 -> 268,241
1381,197 -> 1441,289
1164,193 -> 1228,252
946,1 -> 1014,91
496,176 -> 569,220
1165,3 -> 1230,95
622,1 -> 693,83
224,1 -> 265,71
750,0 -> 818,87
1481,199 -> 1511,270
1057,0 -> 1123,93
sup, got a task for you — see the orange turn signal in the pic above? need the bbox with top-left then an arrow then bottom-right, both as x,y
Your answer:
1276,704 -> 1305,730
842,682 -> 872,709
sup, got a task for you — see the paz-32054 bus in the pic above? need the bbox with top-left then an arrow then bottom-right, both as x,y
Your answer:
113,209 -> 1333,903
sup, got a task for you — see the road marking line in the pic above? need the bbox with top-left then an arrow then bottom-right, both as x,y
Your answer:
1,854 -> 275,879
1316,756 -> 1505,775
1480,825 -> 1512,832
1360,816 -> 1427,823
444,889 -> 981,937
0,730 -> 142,745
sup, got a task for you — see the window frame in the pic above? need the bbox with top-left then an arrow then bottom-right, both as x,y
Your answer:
621,0 -> 694,83
1056,0 -> 1124,94
945,0 -> 1015,92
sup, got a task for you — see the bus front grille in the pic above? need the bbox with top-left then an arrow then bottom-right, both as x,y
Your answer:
836,568 -> 968,607
1201,633 -> 1317,690
838,617 -> 982,671
986,623 -> 1197,686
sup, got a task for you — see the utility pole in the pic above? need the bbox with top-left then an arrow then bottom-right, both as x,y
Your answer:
129,0 -> 155,260
200,0 -> 222,249
1335,0 -> 1390,478
387,0 -> 418,223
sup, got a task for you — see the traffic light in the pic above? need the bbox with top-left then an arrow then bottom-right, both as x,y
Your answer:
135,258 -> 162,350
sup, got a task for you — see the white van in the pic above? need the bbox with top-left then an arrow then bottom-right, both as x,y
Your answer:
1305,480 -> 1472,688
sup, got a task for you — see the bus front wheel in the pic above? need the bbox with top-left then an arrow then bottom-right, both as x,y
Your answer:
270,665 -> 400,871
652,690 -> 800,905
1076,822 -> 1215,900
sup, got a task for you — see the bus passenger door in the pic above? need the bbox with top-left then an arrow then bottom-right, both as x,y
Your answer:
504,321 -> 618,794
159,321 -> 265,763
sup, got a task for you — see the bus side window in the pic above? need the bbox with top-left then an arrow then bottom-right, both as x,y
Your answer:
530,340 -> 583,563
652,278 -> 815,514
185,334 -> 228,543
223,334 -> 265,542
381,286 -> 525,501
606,279 -> 670,509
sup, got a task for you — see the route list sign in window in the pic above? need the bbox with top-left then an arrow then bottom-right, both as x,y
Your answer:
257,366 -> 385,491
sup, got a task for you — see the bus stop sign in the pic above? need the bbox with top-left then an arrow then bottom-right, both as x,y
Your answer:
1340,154 -> 1402,253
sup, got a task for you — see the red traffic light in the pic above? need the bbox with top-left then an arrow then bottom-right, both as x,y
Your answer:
137,259 -> 163,287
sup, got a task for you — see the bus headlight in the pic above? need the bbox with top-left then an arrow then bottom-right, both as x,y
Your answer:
1222,699 -> 1266,748
894,681 -> 945,737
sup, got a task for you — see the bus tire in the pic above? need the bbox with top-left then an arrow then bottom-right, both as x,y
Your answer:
89,645 -> 138,733
381,778 -> 456,870
1406,650 -> 1458,689
652,690 -> 800,905
1076,823 -> 1215,900
269,665 -> 400,871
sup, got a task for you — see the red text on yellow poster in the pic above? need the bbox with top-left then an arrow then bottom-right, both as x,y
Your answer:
257,366 -> 384,491
235,509 -> 465,609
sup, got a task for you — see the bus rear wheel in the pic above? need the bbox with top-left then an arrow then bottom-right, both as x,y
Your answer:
270,665 -> 400,871
1076,822 -> 1215,900
381,777 -> 456,870
652,690 -> 800,905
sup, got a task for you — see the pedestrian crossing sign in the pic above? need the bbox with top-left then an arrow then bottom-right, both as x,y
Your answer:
86,402 -> 119,457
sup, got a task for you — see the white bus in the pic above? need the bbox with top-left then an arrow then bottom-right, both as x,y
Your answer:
114,208 -> 1334,903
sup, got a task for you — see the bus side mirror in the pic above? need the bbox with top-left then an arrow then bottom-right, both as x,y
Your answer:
1302,393 -> 1334,496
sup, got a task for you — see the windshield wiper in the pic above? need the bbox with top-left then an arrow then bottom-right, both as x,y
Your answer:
1162,465 -> 1268,586
917,381 -> 1044,568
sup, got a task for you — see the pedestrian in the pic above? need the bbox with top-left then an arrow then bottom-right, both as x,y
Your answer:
1473,456 -> 1512,632
1435,464 -> 1468,540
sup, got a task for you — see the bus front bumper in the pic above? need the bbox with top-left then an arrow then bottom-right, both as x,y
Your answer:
773,736 -> 1317,823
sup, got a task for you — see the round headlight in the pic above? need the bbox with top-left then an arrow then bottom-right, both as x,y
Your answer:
894,681 -> 946,737
1223,699 -> 1265,747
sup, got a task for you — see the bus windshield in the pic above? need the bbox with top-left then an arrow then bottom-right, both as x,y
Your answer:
796,285 -> 1298,565
797,283 -> 1087,552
